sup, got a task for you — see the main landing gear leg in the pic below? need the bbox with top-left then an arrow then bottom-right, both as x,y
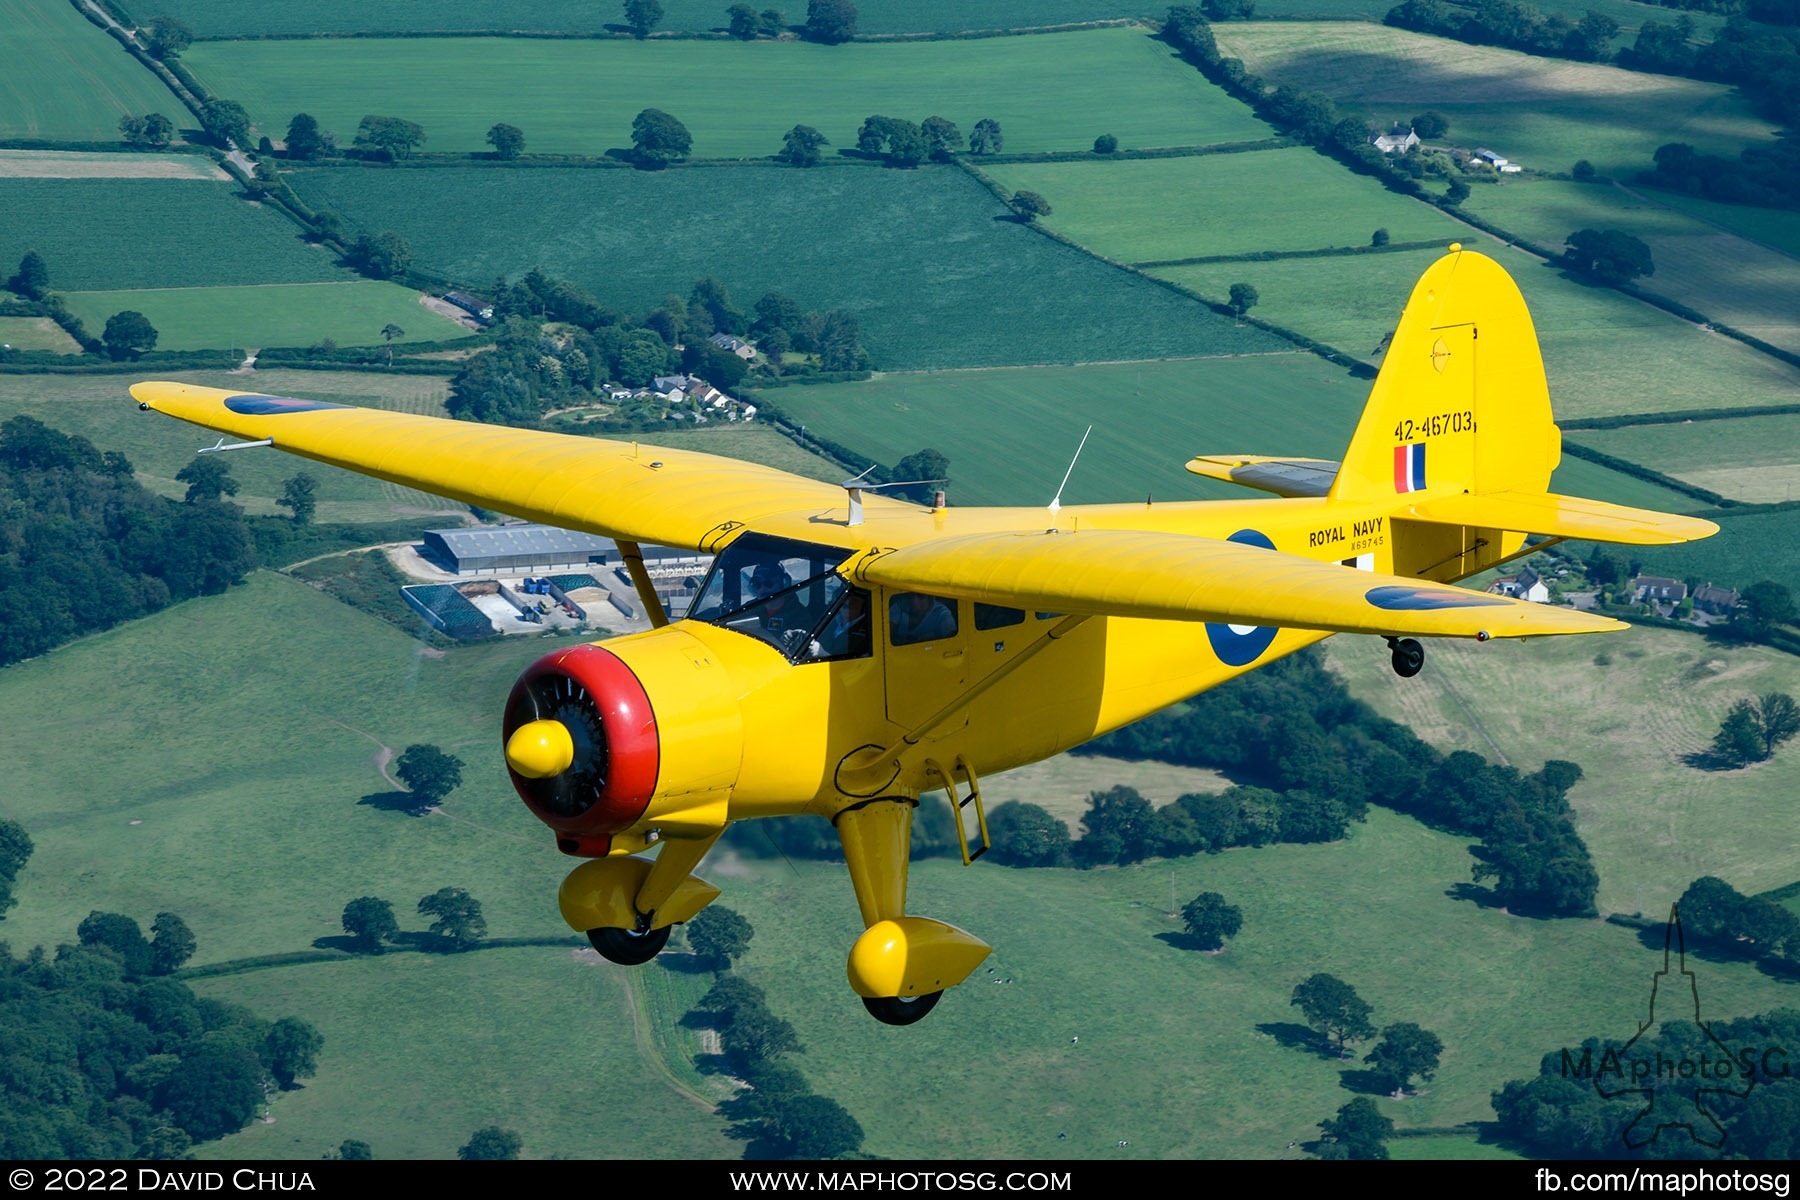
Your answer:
834,799 -> 989,1026
1386,636 -> 1425,678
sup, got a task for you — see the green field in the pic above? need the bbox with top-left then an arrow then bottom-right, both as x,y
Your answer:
1251,0 -> 1729,33
140,0 -> 1158,37
1574,506 -> 1800,597
1212,23 -> 1773,181
0,368 -> 851,522
1460,179 -> 1800,356
0,315 -> 80,353
60,280 -> 468,352
980,147 -> 1468,263
1570,414 -> 1800,505
0,178 -> 353,291
765,353 -> 1703,514
1154,243 -> 1800,422
185,26 -> 1271,158
289,163 -> 1284,370
1640,185 -> 1800,260
1324,624 -> 1800,916
0,0 -> 184,143
5,572 -> 1796,1158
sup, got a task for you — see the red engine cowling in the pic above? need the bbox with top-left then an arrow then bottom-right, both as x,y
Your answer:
502,644 -> 660,856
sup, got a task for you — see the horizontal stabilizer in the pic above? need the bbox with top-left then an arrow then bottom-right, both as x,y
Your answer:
1185,455 -> 1339,498
852,529 -> 1623,640
1403,491 -> 1718,545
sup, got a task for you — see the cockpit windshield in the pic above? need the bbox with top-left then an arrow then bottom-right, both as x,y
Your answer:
687,533 -> 869,663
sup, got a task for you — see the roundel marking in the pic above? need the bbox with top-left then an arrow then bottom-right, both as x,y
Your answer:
1205,529 -> 1278,667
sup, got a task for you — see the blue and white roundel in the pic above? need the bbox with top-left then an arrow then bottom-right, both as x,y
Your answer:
1205,529 -> 1278,667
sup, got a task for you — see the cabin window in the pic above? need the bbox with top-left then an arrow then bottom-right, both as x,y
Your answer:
889,593 -> 959,647
974,604 -> 1024,630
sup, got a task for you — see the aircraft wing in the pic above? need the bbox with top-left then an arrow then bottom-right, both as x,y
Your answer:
130,381 -> 889,551
850,529 -> 1624,640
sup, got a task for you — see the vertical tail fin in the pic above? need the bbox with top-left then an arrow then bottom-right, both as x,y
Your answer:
1331,245 -> 1564,581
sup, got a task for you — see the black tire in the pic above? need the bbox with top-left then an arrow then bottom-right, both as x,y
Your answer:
587,924 -> 670,965
861,991 -> 943,1026
1392,638 -> 1424,678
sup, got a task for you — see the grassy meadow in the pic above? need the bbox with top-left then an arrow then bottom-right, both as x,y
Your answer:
0,0 -> 184,143
1154,243 -> 1800,421
140,0 -> 1158,38
1568,414 -> 1800,506
1459,179 -> 1800,356
980,147 -> 1467,263
288,163 -> 1284,370
1323,624 -> 1800,916
1591,507 -> 1800,597
60,280 -> 468,352
185,26 -> 1270,158
5,572 -> 1796,1158
0,315 -> 81,353
1211,22 -> 1773,181
0,178 -> 349,291
773,352 -> 1713,515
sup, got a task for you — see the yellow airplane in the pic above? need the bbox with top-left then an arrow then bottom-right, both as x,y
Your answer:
133,246 -> 1715,1025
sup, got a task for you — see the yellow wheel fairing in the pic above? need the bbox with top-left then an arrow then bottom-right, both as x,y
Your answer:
846,918 -> 992,999
557,854 -> 720,934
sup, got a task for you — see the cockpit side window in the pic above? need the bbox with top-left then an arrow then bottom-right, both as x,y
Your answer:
688,533 -> 857,663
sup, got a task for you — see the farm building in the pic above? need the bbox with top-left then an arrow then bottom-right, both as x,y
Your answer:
1370,123 -> 1419,154
708,332 -> 758,360
1473,148 -> 1522,173
443,290 -> 494,322
1489,566 -> 1549,603
420,523 -> 710,577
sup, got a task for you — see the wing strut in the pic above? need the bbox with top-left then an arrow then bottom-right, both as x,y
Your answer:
615,539 -> 669,628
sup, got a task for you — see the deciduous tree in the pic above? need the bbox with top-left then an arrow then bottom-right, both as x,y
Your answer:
1181,892 -> 1243,950
202,99 -> 250,148
150,912 -> 196,975
285,113 -> 333,160
351,232 -> 413,280
0,818 -> 32,918
969,118 -> 1003,155
921,115 -> 962,160
341,896 -> 398,952
1093,133 -> 1118,154
804,0 -> 857,42
728,4 -> 761,37
175,457 -> 238,504
9,250 -> 49,300
1227,282 -> 1259,318
1291,972 -> 1374,1054
631,108 -> 692,165
418,887 -> 487,949
458,1127 -> 521,1160
353,115 -> 426,160
1009,190 -> 1051,222
624,0 -> 665,37
1364,1022 -> 1443,1095
394,744 -> 464,810
144,16 -> 193,59
687,905 -> 755,967
486,122 -> 525,159
779,124 -> 829,166
102,310 -> 158,361
1562,228 -> 1655,284
263,1017 -> 323,1089
1318,1096 -> 1393,1159
278,473 -> 318,525
986,801 -> 1071,867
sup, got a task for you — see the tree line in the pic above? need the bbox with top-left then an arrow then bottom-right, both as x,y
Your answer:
1067,648 -> 1602,917
0,831 -> 324,1157
683,907 -> 868,1159
0,417 -> 258,667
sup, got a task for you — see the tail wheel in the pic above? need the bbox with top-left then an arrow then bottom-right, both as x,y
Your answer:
1389,637 -> 1425,678
587,924 -> 671,965
862,991 -> 943,1026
